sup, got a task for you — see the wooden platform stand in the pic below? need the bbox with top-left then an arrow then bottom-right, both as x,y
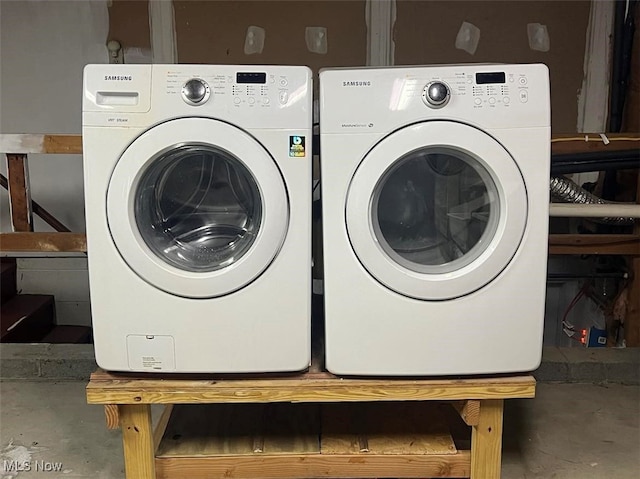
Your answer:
87,369 -> 535,479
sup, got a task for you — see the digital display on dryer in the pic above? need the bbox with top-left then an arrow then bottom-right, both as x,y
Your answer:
236,72 -> 267,84
475,72 -> 506,84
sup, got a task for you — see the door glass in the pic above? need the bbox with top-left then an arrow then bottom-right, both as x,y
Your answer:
372,147 -> 499,274
135,143 -> 262,272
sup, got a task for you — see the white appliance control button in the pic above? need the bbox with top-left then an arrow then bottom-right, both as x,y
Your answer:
489,97 -> 496,105
233,97 -> 241,104
474,98 -> 482,105
519,90 -> 529,103
279,78 -> 288,87
423,81 -> 450,108
279,91 -> 289,104
248,97 -> 256,105
503,96 -> 511,104
263,98 -> 270,105
519,77 -> 528,85
182,79 -> 210,105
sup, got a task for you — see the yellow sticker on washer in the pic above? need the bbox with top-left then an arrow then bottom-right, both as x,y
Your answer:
289,135 -> 306,157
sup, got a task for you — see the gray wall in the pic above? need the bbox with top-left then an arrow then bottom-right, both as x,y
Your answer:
1,0 -> 109,326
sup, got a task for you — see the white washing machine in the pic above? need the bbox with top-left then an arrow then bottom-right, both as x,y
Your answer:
83,64 -> 312,373
320,64 -> 550,376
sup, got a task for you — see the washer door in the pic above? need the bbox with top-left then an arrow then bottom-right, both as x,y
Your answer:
107,117 -> 288,298
346,121 -> 527,300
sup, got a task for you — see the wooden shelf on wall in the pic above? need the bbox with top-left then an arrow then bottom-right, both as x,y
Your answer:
0,232 -> 87,254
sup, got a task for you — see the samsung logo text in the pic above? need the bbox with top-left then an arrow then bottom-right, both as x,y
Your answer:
104,75 -> 132,81
342,81 -> 371,87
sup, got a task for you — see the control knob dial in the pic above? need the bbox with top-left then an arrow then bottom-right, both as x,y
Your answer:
422,81 -> 451,108
182,78 -> 210,105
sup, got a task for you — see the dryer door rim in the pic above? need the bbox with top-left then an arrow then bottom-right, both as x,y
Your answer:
345,120 -> 528,301
107,117 -> 289,299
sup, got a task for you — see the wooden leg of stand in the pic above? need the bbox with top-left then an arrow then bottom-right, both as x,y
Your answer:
471,399 -> 504,479
120,404 -> 156,479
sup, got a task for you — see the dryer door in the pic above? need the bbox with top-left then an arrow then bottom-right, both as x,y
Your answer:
107,117 -> 288,298
346,121 -> 527,300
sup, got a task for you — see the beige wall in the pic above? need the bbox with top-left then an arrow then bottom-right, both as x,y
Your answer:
394,0 -> 591,133
108,0 -> 151,50
108,0 -> 593,131
173,0 -> 367,76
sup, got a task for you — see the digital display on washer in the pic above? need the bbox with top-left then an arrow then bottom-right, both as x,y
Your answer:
236,72 -> 267,84
475,72 -> 506,84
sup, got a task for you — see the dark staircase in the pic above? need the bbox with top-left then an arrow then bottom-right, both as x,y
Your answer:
1,259 -> 91,343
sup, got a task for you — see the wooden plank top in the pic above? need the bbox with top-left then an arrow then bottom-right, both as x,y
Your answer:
0,134 -> 82,154
86,369 -> 535,405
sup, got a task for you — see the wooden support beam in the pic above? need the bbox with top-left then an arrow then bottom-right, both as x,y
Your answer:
154,452 -> 472,479
120,404 -> 156,479
6,154 -> 33,232
0,173 -> 71,232
549,234 -> 640,255
471,399 -> 504,479
104,404 -> 120,430
153,405 -> 174,452
86,370 -> 536,405
0,233 -> 87,253
452,400 -> 480,427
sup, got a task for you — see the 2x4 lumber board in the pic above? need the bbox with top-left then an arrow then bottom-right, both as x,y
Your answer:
86,371 -> 536,404
551,133 -> 640,155
154,451 -> 472,479
153,405 -> 174,452
104,404 -> 120,430
0,134 -> 82,154
321,402 -> 457,455
6,154 -> 33,232
549,234 -> 640,255
0,233 -> 87,253
156,403 -> 320,457
452,400 -> 480,426
0,174 -> 71,232
470,400 -> 504,479
120,404 -> 156,479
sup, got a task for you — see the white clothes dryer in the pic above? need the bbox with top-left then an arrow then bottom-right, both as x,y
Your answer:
83,65 -> 312,373
320,64 -> 550,376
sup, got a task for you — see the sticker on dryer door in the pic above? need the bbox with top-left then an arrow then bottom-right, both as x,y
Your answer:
289,135 -> 306,157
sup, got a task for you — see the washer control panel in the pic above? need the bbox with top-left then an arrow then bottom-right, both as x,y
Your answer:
168,70 -> 291,109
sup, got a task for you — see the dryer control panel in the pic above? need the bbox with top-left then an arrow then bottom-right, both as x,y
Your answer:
427,70 -> 532,110
319,64 -> 549,134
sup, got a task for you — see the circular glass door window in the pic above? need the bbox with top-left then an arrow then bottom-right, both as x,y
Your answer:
372,147 -> 499,274
135,143 -> 262,272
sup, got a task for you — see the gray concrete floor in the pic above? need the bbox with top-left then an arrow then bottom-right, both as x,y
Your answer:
0,381 -> 638,479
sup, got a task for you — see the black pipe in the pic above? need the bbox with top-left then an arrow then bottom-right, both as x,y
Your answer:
547,272 -> 628,281
551,150 -> 640,175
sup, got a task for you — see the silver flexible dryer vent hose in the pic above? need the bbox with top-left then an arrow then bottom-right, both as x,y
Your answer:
549,176 -> 634,225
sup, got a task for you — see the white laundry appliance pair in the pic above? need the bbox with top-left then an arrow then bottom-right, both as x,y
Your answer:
83,65 -> 312,373
83,63 -> 550,376
319,64 -> 551,376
